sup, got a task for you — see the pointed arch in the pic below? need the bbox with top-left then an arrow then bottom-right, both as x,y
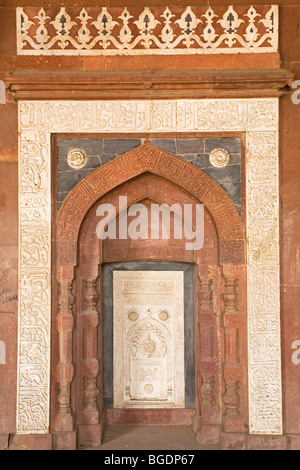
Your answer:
56,142 -> 245,266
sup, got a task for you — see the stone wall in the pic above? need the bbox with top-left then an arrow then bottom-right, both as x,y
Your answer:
56,137 -> 241,213
0,0 -> 300,449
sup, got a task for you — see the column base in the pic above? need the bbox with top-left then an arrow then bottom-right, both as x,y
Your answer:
191,412 -> 201,435
196,425 -> 221,447
222,432 -> 246,450
78,410 -> 107,448
52,431 -> 76,450
9,433 -> 52,450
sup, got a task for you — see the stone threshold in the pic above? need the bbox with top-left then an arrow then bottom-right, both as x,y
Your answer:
106,409 -> 194,426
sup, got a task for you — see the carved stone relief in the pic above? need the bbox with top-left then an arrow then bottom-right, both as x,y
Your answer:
113,271 -> 185,409
67,149 -> 88,170
17,6 -> 278,56
209,148 -> 230,168
18,98 -> 281,436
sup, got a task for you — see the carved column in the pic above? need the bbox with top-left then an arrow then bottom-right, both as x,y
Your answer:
81,277 -> 100,423
221,264 -> 247,434
75,261 -> 103,447
53,265 -> 76,448
196,265 -> 223,446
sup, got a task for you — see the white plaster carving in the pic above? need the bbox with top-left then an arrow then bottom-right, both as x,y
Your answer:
16,6 -> 278,56
67,149 -> 88,169
246,127 -> 281,434
18,98 -> 281,435
209,148 -> 230,168
113,271 -> 185,408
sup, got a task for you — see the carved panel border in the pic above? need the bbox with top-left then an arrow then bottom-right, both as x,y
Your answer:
16,6 -> 278,56
18,99 -> 281,435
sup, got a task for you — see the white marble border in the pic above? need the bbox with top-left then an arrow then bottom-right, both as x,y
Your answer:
17,99 -> 281,435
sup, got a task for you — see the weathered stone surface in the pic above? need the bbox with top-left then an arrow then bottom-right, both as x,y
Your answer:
246,435 -> 288,451
222,432 -> 246,451
103,139 -> 141,156
9,434 -> 52,451
0,434 -> 9,450
1,1 -> 298,446
289,435 -> 300,450
204,138 -> 241,155
150,139 -> 176,154
176,138 -> 205,155
57,137 -> 242,213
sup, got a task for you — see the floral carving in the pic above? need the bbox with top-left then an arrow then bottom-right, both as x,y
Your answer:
18,98 -> 281,436
17,6 -> 278,55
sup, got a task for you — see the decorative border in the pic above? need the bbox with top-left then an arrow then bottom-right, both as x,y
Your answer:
17,5 -> 278,56
18,99 -> 281,435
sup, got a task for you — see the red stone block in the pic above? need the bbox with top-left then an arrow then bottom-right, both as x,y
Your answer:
280,6 -> 300,64
84,53 -> 280,73
15,56 -> 85,73
0,109 -> 18,162
246,435 -> 288,451
219,240 -> 245,265
0,434 -> 9,450
107,409 -> 193,426
196,425 -> 220,447
77,424 -> 103,448
52,431 -> 76,451
0,8 -> 16,56
9,434 -> 52,450
280,90 -> 300,435
289,435 -> 300,450
222,432 -> 246,450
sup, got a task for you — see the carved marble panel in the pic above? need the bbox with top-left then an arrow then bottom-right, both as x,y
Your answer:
246,129 -> 281,434
18,98 -> 281,436
113,271 -> 185,408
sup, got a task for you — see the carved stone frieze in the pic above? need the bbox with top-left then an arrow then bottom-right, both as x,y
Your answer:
18,98 -> 281,436
17,6 -> 278,56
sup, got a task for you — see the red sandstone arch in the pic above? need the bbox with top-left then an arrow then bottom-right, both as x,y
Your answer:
52,142 -> 247,450
56,142 -> 245,267
77,172 -> 203,265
